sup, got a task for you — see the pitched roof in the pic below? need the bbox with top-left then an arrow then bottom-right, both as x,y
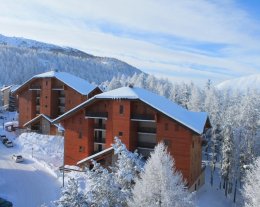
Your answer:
77,147 -> 114,165
23,114 -> 63,130
53,86 -> 209,134
15,71 -> 98,95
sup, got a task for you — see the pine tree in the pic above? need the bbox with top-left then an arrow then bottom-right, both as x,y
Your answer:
242,157 -> 260,207
85,160 -> 123,207
221,126 -> 234,197
112,137 -> 143,204
55,178 -> 88,207
128,142 -> 194,207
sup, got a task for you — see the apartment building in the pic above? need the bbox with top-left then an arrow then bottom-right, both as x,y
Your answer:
53,86 -> 210,190
14,71 -> 101,134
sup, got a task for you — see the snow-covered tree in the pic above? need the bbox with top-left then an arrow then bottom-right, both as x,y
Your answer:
242,157 -> 260,207
128,142 -> 194,207
55,178 -> 88,207
85,160 -> 123,207
221,126 -> 234,196
112,137 -> 143,202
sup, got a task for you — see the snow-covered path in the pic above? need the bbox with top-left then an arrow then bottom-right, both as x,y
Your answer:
0,138 -> 61,207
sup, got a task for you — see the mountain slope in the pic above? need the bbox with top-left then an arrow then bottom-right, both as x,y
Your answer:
216,74 -> 260,91
0,34 -> 143,85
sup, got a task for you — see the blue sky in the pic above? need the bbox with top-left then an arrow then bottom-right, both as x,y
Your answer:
0,0 -> 260,85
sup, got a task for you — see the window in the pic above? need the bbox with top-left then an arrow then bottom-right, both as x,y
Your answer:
163,139 -> 171,147
165,123 -> 168,131
119,105 -> 124,114
46,81 -> 48,86
45,105 -> 47,108
119,131 -> 123,136
79,146 -> 85,152
79,131 -> 82,139
45,96 -> 48,99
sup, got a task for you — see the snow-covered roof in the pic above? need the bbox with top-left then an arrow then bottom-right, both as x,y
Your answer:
77,147 -> 114,165
1,85 -> 21,93
23,114 -> 60,129
53,86 -> 208,134
1,85 -> 12,92
15,71 -> 98,95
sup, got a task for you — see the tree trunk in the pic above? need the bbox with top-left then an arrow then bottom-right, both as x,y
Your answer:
233,179 -> 237,203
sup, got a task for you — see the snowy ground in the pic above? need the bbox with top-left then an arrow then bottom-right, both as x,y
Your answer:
0,112 -> 61,207
195,165 -> 233,207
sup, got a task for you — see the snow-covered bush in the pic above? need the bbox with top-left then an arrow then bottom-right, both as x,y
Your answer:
128,142 -> 194,207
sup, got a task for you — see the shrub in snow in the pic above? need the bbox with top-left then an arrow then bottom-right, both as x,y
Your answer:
55,178 -> 88,207
128,142 -> 194,207
242,157 -> 260,207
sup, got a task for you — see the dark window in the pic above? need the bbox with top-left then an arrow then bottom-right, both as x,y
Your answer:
119,131 -> 123,136
46,81 -> 48,86
119,105 -> 124,114
45,96 -> 48,99
45,105 -> 47,108
79,146 -> 85,152
79,131 -> 82,139
164,139 -> 171,147
165,123 -> 168,131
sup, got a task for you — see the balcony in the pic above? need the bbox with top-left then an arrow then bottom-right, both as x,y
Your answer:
85,112 -> 108,119
58,102 -> 65,107
94,124 -> 106,130
137,147 -> 154,158
29,86 -> 41,90
131,114 -> 155,122
137,142 -> 156,149
94,137 -> 106,144
138,127 -> 156,134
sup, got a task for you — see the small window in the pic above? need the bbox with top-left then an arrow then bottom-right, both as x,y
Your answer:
79,146 -> 85,152
165,123 -> 168,131
79,131 -> 82,139
119,105 -> 124,114
119,131 -> 123,136
45,96 -> 48,99
46,81 -> 48,86
45,105 -> 47,108
164,139 -> 171,147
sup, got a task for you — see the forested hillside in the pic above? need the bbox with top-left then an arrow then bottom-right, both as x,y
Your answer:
0,34 -> 142,85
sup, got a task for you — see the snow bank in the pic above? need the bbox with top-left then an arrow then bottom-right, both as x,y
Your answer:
16,132 -> 64,175
4,121 -> 18,127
